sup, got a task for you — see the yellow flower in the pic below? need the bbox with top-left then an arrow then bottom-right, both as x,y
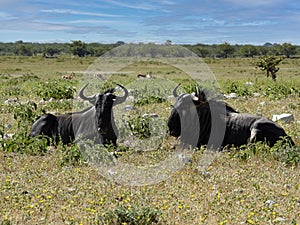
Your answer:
248,212 -> 254,217
161,205 -> 168,210
246,219 -> 255,224
219,220 -> 228,225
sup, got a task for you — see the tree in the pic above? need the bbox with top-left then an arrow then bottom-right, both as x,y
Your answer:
191,45 -> 210,57
219,42 -> 235,58
239,45 -> 259,57
256,56 -> 283,81
15,44 -> 33,56
280,43 -> 296,58
45,47 -> 60,56
70,40 -> 88,57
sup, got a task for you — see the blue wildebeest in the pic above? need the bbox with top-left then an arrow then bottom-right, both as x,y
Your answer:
30,83 -> 128,146
168,84 -> 295,149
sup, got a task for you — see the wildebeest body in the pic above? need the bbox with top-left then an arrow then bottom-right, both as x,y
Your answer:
30,84 -> 128,146
168,84 -> 294,149
223,113 -> 290,147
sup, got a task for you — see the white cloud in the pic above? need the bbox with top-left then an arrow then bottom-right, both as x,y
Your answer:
40,9 -> 121,17
0,11 -> 18,20
102,0 -> 157,10
221,0 -> 285,7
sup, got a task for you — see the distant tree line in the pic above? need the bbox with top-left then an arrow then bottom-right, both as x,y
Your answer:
0,40 -> 299,58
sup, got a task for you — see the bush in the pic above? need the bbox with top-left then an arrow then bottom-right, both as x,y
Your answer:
127,114 -> 151,139
134,95 -> 165,106
229,139 -> 299,166
99,205 -> 162,225
60,142 -> 84,166
223,80 -> 251,96
34,80 -> 76,100
0,101 -> 48,154
0,132 -> 48,154
270,138 -> 299,166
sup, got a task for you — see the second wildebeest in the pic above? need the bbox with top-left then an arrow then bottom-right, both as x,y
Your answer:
30,83 -> 128,146
168,84 -> 294,149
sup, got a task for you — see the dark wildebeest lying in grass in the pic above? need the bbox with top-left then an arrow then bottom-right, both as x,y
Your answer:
167,84 -> 295,149
30,83 -> 128,146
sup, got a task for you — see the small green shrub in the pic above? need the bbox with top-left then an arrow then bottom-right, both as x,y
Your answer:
221,79 -> 299,99
99,205 -> 162,225
0,133 -> 48,154
223,80 -> 251,96
60,143 -> 84,166
34,80 -> 76,100
130,84 -> 167,107
127,114 -> 151,139
262,81 -> 299,100
45,99 -> 73,112
229,139 -> 299,166
229,142 -> 270,161
60,141 -> 118,166
5,74 -> 39,86
270,138 -> 299,166
134,95 -> 165,106
0,101 -> 48,154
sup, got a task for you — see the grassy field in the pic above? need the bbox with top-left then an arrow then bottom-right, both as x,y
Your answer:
0,55 -> 299,225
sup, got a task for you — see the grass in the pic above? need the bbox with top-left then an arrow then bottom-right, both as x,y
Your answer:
0,55 -> 299,224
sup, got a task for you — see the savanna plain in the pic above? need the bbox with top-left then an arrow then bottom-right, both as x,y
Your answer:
0,55 -> 299,225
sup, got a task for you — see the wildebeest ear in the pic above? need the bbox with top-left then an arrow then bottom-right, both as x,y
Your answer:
104,88 -> 115,94
197,90 -> 207,102
192,90 -> 207,106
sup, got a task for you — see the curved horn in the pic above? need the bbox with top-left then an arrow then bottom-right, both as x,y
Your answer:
78,84 -> 97,103
173,83 -> 181,98
114,83 -> 129,105
192,95 -> 199,101
196,84 -> 201,97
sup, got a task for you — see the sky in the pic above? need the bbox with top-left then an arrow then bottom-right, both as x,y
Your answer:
0,0 -> 299,45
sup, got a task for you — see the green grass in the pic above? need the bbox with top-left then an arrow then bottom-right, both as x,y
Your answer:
0,55 -> 299,224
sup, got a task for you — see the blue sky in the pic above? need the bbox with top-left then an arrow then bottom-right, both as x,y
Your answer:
0,0 -> 299,44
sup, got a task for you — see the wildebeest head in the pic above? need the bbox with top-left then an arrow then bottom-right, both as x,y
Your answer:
79,83 -> 128,136
167,83 -> 215,148
29,113 -> 59,143
168,83 -> 206,136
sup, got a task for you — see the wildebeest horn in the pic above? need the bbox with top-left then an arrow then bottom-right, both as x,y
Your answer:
192,95 -> 199,101
114,83 -> 129,105
173,83 -> 181,98
192,84 -> 201,102
196,84 -> 201,97
79,84 -> 97,103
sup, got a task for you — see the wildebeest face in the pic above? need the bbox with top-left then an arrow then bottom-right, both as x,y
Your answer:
168,94 -> 198,137
167,107 -> 181,137
95,92 -> 116,135
79,83 -> 128,138
168,83 -> 206,148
